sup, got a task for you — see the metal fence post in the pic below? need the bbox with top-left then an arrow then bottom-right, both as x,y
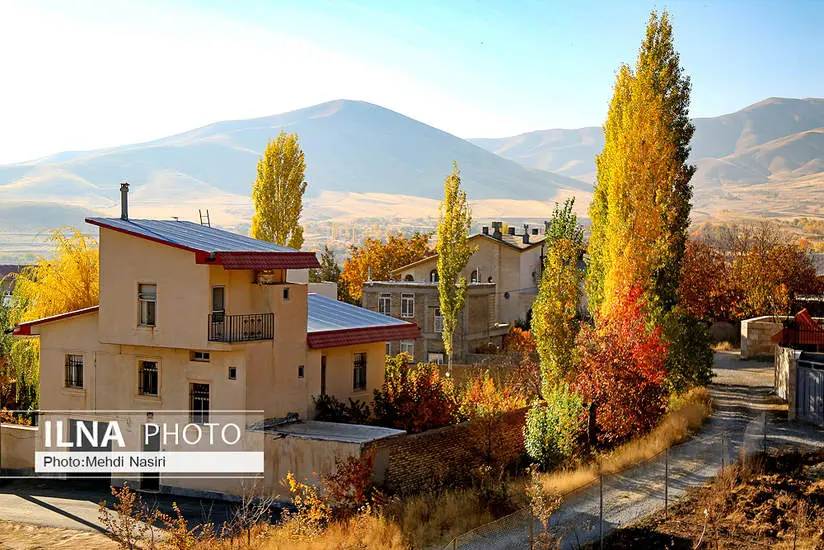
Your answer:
720,433 -> 726,471
665,446 -> 669,519
453,535 -> 457,550
599,472 -> 604,550
763,414 -> 767,454
529,512 -> 534,550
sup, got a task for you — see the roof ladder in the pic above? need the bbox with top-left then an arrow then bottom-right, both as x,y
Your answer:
199,209 -> 211,227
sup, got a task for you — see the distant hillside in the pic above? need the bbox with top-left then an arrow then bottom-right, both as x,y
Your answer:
471,98 -> 824,194
0,100 -> 587,213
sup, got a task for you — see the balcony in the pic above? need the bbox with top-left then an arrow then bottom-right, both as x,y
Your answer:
208,313 -> 274,343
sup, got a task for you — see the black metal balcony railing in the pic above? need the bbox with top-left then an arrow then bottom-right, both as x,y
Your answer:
208,313 -> 274,343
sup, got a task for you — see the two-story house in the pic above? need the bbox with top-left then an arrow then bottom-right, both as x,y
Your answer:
13,185 -> 420,496
362,222 -> 547,363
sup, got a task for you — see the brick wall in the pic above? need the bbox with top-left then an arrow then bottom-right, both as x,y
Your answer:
368,407 -> 528,495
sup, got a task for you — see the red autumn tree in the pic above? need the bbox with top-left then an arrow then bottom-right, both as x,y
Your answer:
573,285 -> 668,446
372,354 -> 458,433
678,240 -> 736,322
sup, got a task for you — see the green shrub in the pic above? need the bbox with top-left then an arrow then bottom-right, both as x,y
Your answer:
524,382 -> 585,469
663,310 -> 714,393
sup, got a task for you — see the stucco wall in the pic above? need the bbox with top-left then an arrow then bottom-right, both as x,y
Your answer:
774,345 -> 799,406
0,424 -> 37,472
305,341 -> 386,417
741,316 -> 784,359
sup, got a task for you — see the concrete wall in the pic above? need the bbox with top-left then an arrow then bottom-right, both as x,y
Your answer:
0,424 -> 37,472
305,342 -> 386,416
774,345 -> 799,406
741,316 -> 784,359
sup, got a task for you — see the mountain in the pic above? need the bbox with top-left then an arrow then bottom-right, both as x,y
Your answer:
0,100 -> 588,214
471,98 -> 824,196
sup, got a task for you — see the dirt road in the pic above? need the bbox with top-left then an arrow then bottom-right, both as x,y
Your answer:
451,351 -> 823,549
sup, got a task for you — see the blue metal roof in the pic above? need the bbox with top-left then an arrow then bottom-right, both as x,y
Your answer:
86,218 -> 297,253
307,293 -> 411,333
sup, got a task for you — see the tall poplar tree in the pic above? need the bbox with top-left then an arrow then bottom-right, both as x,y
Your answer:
531,198 -> 584,384
587,10 -> 694,317
251,130 -> 308,249
436,163 -> 474,373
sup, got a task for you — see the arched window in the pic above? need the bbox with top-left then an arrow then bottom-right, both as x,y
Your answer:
470,269 -> 480,283
429,269 -> 438,282
404,274 -> 414,281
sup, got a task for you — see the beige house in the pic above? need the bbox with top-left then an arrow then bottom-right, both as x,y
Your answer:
389,222 -> 547,325
362,281 -> 508,364
13,186 -> 418,497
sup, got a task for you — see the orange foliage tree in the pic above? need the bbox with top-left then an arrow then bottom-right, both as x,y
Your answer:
680,225 -> 823,321
372,353 -> 457,433
573,285 -> 668,446
339,232 -> 432,303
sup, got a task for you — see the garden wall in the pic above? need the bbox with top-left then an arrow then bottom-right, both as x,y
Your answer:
741,316 -> 785,359
0,424 -> 37,473
369,407 -> 528,495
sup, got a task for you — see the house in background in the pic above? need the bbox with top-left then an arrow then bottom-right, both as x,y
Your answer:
0,264 -> 30,307
362,222 -> 549,363
13,185 -> 420,497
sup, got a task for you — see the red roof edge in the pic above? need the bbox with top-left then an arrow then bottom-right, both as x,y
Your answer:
86,218 -> 201,254
211,252 -> 320,270
13,305 -> 100,336
308,324 -> 422,349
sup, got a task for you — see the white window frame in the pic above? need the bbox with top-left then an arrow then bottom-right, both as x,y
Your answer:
400,340 -> 415,357
401,293 -> 415,318
378,293 -> 391,315
428,352 -> 445,365
434,307 -> 444,333
138,283 -> 157,327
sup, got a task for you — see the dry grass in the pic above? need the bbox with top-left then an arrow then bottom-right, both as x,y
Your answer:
0,521 -> 118,549
712,341 -> 737,351
540,387 -> 712,495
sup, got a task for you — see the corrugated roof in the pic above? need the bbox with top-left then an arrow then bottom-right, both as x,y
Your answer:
87,218 -> 296,253
810,253 -> 824,277
86,218 -> 320,270
307,293 -> 412,333
306,293 -> 421,348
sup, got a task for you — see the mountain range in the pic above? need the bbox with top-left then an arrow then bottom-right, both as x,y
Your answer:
1,97 -> 823,255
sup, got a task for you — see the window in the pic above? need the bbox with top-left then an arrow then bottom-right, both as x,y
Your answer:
429,269 -> 438,282
434,307 -> 444,333
470,269 -> 480,283
320,356 -> 327,396
353,352 -> 367,391
138,284 -> 157,326
228,366 -> 237,380
385,341 -> 391,355
138,361 -> 159,397
378,294 -> 391,315
211,286 -> 225,322
190,351 -> 210,362
404,274 -> 414,281
283,287 -> 290,301
190,383 -> 210,424
65,354 -> 83,388
298,365 -> 305,378
428,352 -> 445,365
401,293 -> 415,318
400,340 -> 414,357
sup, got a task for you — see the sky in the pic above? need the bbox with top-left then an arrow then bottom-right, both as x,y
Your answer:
1,0 -> 822,164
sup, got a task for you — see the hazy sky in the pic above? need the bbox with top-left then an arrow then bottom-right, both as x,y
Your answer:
1,0 -> 822,164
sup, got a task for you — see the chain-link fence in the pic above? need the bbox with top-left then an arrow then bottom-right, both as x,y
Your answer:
444,414 -> 771,550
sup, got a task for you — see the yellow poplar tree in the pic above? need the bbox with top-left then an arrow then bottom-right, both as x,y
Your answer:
3,227 -> 99,410
531,198 -> 584,385
587,10 -> 694,317
437,163 -> 475,372
250,130 -> 308,249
